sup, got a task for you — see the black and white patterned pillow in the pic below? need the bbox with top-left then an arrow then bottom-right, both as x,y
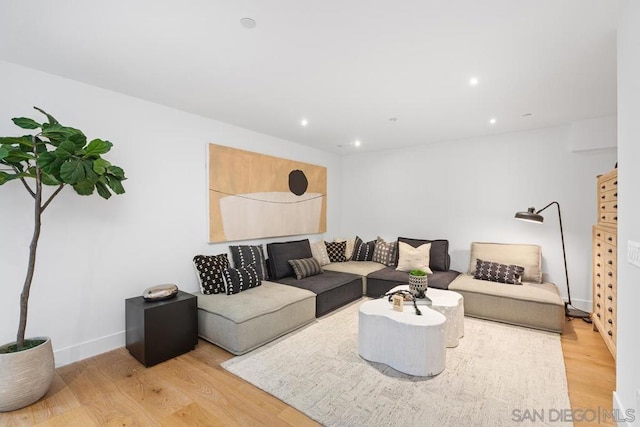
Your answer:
352,236 -> 375,261
288,258 -> 323,280
229,245 -> 268,280
223,264 -> 261,295
193,254 -> 230,294
325,241 -> 347,262
372,237 -> 398,266
474,259 -> 525,285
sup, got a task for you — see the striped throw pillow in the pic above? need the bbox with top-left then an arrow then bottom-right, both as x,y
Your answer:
288,257 -> 323,280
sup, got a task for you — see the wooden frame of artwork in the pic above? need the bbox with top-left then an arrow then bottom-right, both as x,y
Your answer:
208,144 -> 327,243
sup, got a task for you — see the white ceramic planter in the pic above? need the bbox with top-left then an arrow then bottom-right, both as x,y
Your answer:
0,337 -> 55,412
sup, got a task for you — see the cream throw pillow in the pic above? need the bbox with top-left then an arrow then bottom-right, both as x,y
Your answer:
310,240 -> 331,266
395,241 -> 433,274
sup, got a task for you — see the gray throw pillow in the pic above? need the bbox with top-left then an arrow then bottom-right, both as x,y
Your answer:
288,258 -> 323,280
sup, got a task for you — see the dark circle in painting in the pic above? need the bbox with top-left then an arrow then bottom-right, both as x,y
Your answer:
289,170 -> 308,196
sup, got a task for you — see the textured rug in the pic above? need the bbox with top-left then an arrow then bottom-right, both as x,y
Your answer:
222,300 -> 571,426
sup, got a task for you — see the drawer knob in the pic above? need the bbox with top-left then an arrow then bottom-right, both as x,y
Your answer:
597,313 -> 601,318
614,181 -> 618,185
597,263 -> 601,267
608,319 -> 613,324
608,284 -> 613,289
608,307 -> 613,312
597,293 -> 601,298
601,185 -> 606,189
608,272 -> 613,277
608,296 -> 613,301
601,216 -> 606,220
614,204 -> 618,209
597,233 -> 601,237
614,216 -> 618,220
601,206 -> 605,210
601,195 -> 605,200
597,303 -> 601,308
608,330 -> 613,336
597,243 -> 601,247
614,192 -> 618,197
608,260 -> 613,265
597,283 -> 601,287
608,249 -> 613,253
607,237 -> 613,241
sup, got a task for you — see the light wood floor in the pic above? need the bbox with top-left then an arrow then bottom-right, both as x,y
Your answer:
1,316 -> 615,427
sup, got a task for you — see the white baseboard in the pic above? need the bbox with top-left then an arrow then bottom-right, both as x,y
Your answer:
566,297 -> 591,313
54,331 -> 125,367
613,391 -> 637,427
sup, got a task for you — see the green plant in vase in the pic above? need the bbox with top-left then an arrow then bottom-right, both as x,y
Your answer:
0,107 -> 126,412
408,269 -> 428,298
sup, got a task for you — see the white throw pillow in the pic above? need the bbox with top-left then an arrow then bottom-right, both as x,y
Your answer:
395,241 -> 433,274
310,240 -> 331,266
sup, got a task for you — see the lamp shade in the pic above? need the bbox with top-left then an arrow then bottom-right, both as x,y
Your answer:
514,207 -> 544,223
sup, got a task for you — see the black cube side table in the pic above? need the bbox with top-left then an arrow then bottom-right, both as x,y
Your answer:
125,290 -> 197,367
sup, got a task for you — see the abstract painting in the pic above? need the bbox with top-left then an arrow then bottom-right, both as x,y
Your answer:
208,144 -> 327,243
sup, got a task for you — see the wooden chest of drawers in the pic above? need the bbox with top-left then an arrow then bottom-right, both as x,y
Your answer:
592,168 -> 617,359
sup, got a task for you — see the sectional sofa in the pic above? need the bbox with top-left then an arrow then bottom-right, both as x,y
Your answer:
194,237 -> 566,355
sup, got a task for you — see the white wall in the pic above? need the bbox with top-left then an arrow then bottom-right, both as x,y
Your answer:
614,1 -> 640,423
340,126 -> 616,311
0,61 -> 342,366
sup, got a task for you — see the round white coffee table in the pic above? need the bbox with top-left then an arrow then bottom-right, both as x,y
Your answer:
358,298 -> 446,376
389,285 -> 464,347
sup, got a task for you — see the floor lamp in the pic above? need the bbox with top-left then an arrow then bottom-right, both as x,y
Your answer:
514,202 -> 592,321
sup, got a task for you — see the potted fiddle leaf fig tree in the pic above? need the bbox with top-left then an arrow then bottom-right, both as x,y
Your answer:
0,107 -> 126,412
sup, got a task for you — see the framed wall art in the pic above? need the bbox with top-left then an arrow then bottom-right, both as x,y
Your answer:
208,144 -> 327,243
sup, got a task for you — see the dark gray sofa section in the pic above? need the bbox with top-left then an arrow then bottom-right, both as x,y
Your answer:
366,237 -> 459,297
366,268 -> 460,297
277,271 -> 362,317
267,239 -> 362,317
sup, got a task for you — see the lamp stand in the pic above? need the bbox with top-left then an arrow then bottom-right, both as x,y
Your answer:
565,303 -> 592,323
527,202 -> 593,324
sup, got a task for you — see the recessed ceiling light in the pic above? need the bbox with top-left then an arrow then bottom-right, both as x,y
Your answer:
489,118 -> 497,125
240,17 -> 256,29
469,77 -> 479,86
354,140 -> 361,147
301,119 -> 308,127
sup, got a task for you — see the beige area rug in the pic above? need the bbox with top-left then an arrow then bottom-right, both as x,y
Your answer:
222,300 -> 572,427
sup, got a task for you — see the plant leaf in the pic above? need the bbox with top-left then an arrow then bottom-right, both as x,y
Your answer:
0,136 -> 33,147
105,175 -> 125,194
60,160 -> 86,184
33,107 -> 59,125
106,165 -> 126,179
0,171 -> 9,184
85,139 -> 112,157
69,132 -> 87,150
95,181 -> 112,199
72,179 -> 94,195
92,158 -> 111,174
0,146 -> 8,161
54,140 -> 76,159
37,151 -> 64,176
40,171 -> 61,186
12,117 -> 41,130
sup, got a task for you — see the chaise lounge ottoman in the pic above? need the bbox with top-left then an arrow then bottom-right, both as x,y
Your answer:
449,242 -> 565,333
195,281 -> 316,355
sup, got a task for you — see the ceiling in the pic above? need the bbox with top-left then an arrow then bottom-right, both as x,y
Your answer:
0,1 -> 619,154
